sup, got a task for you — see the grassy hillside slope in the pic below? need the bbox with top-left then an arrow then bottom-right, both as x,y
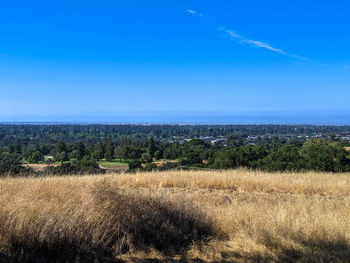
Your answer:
0,170 -> 350,262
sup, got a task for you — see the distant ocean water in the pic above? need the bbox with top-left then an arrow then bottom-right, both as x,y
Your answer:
1,111 -> 350,125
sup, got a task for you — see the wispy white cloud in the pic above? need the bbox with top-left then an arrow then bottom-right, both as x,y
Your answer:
245,40 -> 287,55
223,29 -> 306,59
186,9 -> 203,17
224,30 -> 240,38
186,10 -> 305,59
186,9 -> 196,15
224,29 -> 291,56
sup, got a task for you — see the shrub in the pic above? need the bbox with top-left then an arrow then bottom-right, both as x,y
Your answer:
143,163 -> 157,171
0,152 -> 33,176
72,156 -> 104,174
261,144 -> 306,172
300,138 -> 349,172
44,157 -> 103,175
128,160 -> 142,170
27,151 -> 44,164
157,162 -> 180,171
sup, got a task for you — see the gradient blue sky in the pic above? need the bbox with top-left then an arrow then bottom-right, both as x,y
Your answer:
1,0 -> 350,123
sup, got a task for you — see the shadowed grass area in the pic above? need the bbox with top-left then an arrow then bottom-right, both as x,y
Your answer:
0,177 -> 215,262
0,170 -> 349,262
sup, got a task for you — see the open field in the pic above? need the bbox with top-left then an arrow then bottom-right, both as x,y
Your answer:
97,160 -> 129,167
0,170 -> 350,262
98,160 -> 129,173
21,160 -> 129,174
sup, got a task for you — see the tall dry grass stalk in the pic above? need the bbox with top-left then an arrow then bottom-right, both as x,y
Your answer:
114,169 -> 350,196
0,170 -> 349,262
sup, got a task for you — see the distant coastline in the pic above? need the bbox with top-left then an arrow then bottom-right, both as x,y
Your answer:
1,112 -> 350,126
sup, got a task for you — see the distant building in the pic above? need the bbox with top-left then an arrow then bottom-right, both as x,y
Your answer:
210,139 -> 226,145
201,136 -> 216,143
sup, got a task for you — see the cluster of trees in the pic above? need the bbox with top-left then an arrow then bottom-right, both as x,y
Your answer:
112,137 -> 350,173
0,123 -> 350,176
44,156 -> 103,175
211,139 -> 350,172
0,152 -> 32,175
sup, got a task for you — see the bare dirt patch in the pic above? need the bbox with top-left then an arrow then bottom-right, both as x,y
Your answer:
99,165 -> 128,174
146,160 -> 179,167
22,163 -> 59,172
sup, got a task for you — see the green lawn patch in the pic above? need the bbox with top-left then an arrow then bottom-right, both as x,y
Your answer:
98,159 -> 128,167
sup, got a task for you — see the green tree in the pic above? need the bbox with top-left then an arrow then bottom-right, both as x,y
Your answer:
55,141 -> 69,163
55,151 -> 68,164
211,148 -> 237,169
27,151 -> 44,163
0,152 -> 30,175
211,145 -> 267,169
261,144 -> 305,172
77,141 -> 86,160
154,150 -> 163,160
147,138 -> 157,158
97,143 -> 105,159
114,146 -> 125,161
128,160 -> 142,170
235,145 -> 267,168
104,138 -> 115,161
300,138 -> 348,172
141,152 -> 153,163
15,140 -> 22,154
163,142 -> 180,159
56,141 -> 67,153
143,163 -> 157,171
226,133 -> 244,147
72,156 -> 103,174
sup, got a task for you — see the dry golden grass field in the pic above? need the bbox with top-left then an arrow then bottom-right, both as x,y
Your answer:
0,169 -> 350,262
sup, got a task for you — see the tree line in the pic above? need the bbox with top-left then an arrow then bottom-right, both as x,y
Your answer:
1,134 -> 350,175
1,124 -> 350,148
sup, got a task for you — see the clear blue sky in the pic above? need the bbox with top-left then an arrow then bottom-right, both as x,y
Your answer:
1,0 -> 350,123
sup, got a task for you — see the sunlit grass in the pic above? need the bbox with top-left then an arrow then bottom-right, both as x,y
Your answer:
1,170 -> 349,262
97,159 -> 128,167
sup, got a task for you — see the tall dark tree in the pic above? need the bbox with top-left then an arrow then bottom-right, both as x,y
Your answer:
15,140 -> 22,154
114,146 -> 125,161
154,150 -> 163,160
92,143 -> 105,160
104,138 -> 114,161
77,141 -> 86,160
8,144 -> 15,153
56,141 -> 67,153
55,151 -> 68,164
147,138 -> 157,158
226,133 -> 244,147
27,151 -> 44,164
55,141 -> 69,163
141,152 -> 153,164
